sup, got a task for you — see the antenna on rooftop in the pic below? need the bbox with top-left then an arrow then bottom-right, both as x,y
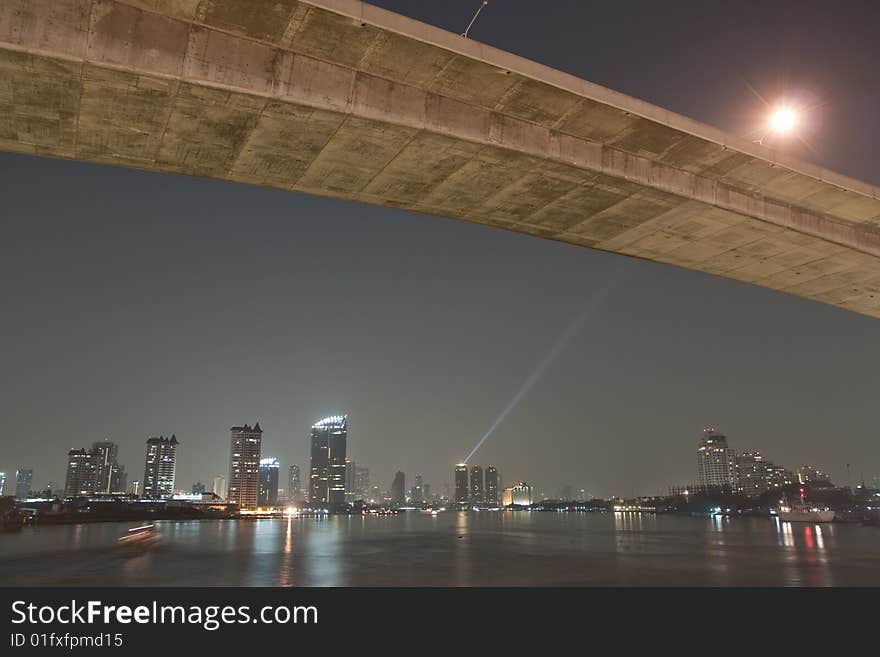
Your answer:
462,1 -> 488,39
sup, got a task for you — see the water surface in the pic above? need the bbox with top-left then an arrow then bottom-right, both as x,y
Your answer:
2,512 -> 878,586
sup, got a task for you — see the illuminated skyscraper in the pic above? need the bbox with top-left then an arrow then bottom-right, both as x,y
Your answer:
485,466 -> 499,506
258,457 -> 280,507
64,449 -> 95,497
469,465 -> 484,505
91,441 -> 122,495
412,474 -> 424,504
142,435 -> 178,499
0,472 -> 5,496
228,424 -> 262,510
344,457 -> 356,502
454,464 -> 469,505
309,415 -> 347,507
696,428 -> 737,490
391,471 -> 406,505
15,468 -> 33,500
354,465 -> 370,501
288,465 -> 301,502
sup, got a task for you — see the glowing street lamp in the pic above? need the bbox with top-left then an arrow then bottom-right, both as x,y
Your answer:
768,106 -> 798,135
755,105 -> 802,145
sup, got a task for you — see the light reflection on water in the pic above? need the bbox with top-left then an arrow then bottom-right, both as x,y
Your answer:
1,513 -> 877,587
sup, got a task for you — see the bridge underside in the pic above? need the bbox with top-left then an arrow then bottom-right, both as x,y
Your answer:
3,0 -> 880,318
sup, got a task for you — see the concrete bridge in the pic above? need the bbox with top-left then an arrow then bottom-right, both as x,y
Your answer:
3,0 -> 880,318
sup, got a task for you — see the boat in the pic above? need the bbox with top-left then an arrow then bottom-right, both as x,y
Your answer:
776,501 -> 835,523
117,524 -> 161,550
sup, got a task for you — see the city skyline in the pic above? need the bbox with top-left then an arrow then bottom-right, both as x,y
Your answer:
2,418 -> 866,502
2,0 -> 880,497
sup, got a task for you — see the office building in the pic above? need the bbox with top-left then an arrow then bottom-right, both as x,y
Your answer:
798,465 -> 833,486
344,457 -> 356,502
390,471 -> 406,505
502,482 -> 533,506
64,448 -> 95,497
142,435 -> 179,499
735,451 -> 768,497
212,475 -> 226,500
258,457 -> 280,507
15,468 -> 33,499
696,428 -> 737,490
309,415 -> 347,507
228,423 -> 262,510
91,441 -> 119,495
412,474 -> 424,504
354,465 -> 370,501
287,465 -> 301,503
0,472 -> 5,496
454,464 -> 469,505
469,465 -> 484,505
485,466 -> 499,506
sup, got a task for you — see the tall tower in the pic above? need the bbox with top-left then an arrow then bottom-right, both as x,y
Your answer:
15,468 -> 32,499
258,457 -> 280,507
91,441 -> 119,495
309,415 -> 347,507
696,428 -> 737,490
485,466 -> 499,506
64,449 -> 95,497
228,423 -> 262,510
454,464 -> 469,505
412,474 -> 424,504
142,435 -> 178,499
391,470 -> 406,505
469,465 -> 484,505
288,464 -> 301,502
344,457 -> 356,502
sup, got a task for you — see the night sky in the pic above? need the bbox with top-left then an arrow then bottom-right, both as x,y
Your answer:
2,0 -> 879,498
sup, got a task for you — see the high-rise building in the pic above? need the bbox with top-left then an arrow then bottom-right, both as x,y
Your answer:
228,423 -> 262,510
502,482 -> 533,506
344,457 -> 356,502
129,479 -> 140,496
0,472 -> 5,496
142,435 -> 179,499
111,464 -> 127,495
287,465 -> 301,502
15,468 -> 33,499
192,481 -> 206,495
696,428 -> 737,490
412,474 -> 424,504
91,441 -> 119,495
64,449 -> 95,498
391,471 -> 406,505
735,451 -> 768,497
767,464 -> 794,489
258,457 -> 280,507
212,475 -> 226,499
354,465 -> 370,501
485,466 -> 499,506
309,415 -> 347,507
454,464 -> 469,505
469,465 -> 484,505
798,465 -> 833,486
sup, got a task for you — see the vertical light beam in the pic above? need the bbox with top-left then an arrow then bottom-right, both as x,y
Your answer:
463,272 -> 626,464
